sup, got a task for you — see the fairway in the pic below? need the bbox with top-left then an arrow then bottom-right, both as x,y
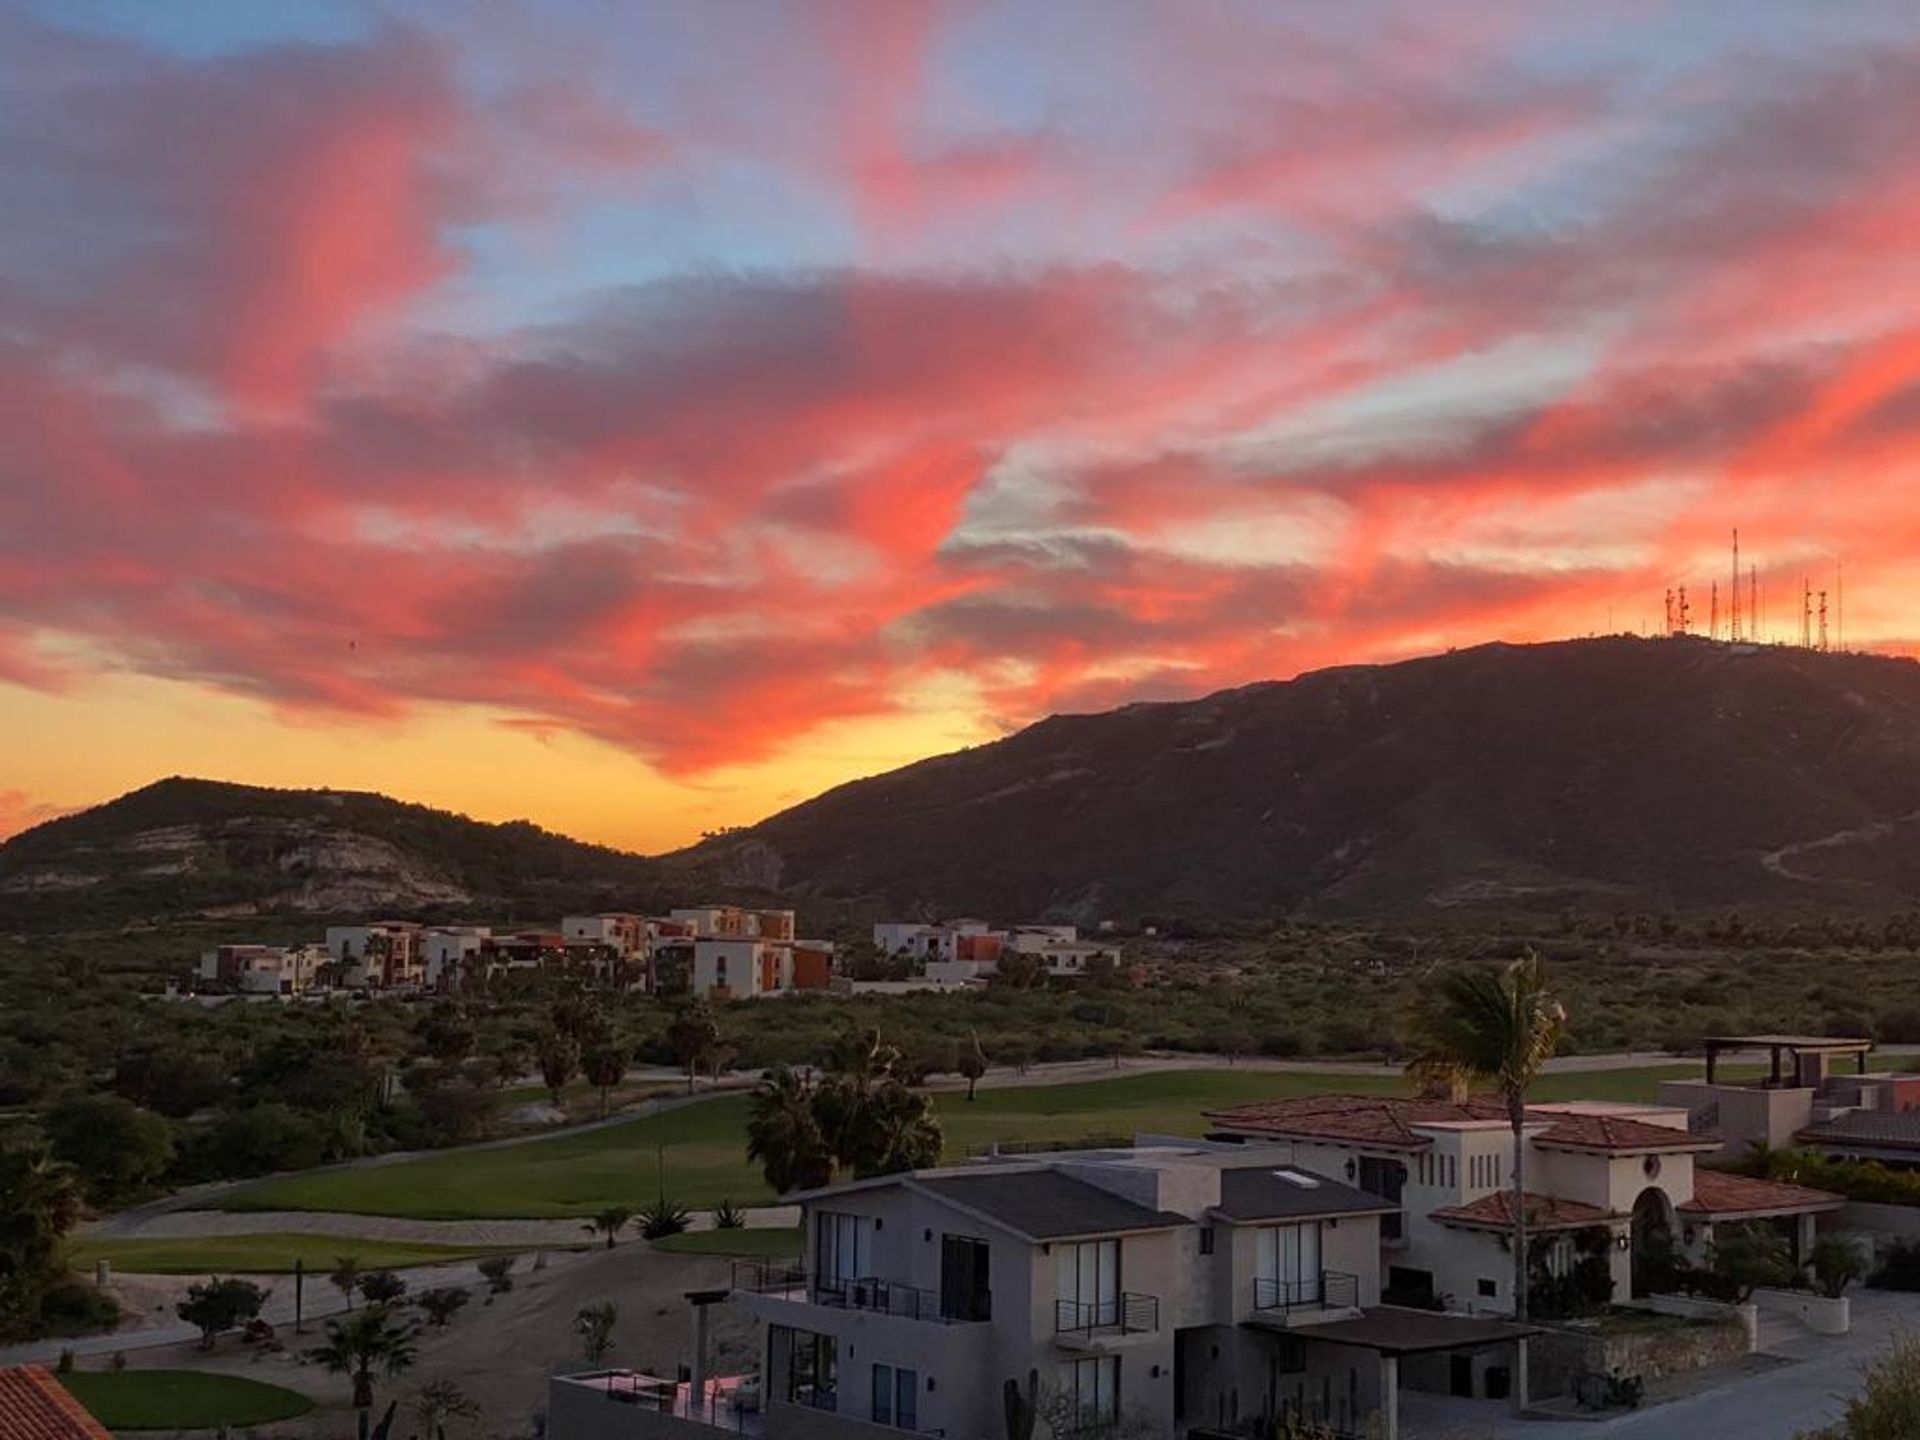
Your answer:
71,1232 -> 542,1275
60,1370 -> 314,1428
212,1063 -> 1733,1221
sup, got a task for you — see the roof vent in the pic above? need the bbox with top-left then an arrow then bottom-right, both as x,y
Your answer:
1273,1170 -> 1320,1189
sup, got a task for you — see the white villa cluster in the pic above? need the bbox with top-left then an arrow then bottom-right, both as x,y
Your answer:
194,905 -> 832,1000
548,1086 -> 1844,1440
872,919 -> 1120,984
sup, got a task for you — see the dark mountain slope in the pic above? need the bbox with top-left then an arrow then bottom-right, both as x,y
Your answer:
682,637 -> 1920,919
0,778 -> 668,928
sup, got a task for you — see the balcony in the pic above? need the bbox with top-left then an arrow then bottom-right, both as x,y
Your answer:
731,1261 -> 987,1324
551,1370 -> 766,1437
1252,1271 -> 1359,1322
1054,1292 -> 1160,1347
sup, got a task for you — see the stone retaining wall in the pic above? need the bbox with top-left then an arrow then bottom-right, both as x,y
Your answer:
1529,1312 -> 1749,1398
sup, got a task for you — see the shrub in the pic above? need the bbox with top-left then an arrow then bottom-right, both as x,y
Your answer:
1810,1234 -> 1868,1299
416,1286 -> 471,1327
357,1269 -> 408,1307
713,1199 -> 748,1230
1870,1241 -> 1920,1293
639,1199 -> 692,1239
36,1279 -> 121,1338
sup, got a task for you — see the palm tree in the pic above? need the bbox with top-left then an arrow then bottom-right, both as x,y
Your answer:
1403,950 -> 1565,1325
746,1066 -> 833,1194
583,1205 -> 634,1249
312,1306 -> 419,1438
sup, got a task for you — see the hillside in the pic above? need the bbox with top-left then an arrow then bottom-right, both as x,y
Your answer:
682,637 -> 1920,920
0,778 -> 670,929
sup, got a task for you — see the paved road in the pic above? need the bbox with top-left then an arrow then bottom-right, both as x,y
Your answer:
0,1252 -> 563,1368
1402,1287 -> 1918,1439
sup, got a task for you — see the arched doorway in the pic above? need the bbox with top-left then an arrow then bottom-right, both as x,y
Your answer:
1630,1187 -> 1676,1297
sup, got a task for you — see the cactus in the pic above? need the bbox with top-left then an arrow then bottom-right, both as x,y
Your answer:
1003,1368 -> 1038,1440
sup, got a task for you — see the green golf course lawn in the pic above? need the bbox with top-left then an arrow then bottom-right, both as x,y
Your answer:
71,1232 -> 546,1275
60,1370 -> 314,1428
208,1063 -> 1740,1221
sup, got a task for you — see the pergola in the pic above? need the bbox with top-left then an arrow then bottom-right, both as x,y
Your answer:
1702,1034 -> 1874,1087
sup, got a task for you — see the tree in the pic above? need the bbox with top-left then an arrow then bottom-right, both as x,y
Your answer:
575,1299 -> 618,1364
358,1269 -> 407,1307
42,1094 -> 175,1205
312,1306 -> 419,1432
667,1003 -> 721,1094
412,1378 -> 480,1438
0,1146 -> 83,1337
536,1029 -> 580,1106
1796,1331 -> 1920,1439
1402,950 -> 1565,1326
582,1043 -> 628,1119
806,1029 -> 943,1180
415,1286 -> 470,1327
747,1066 -> 834,1194
330,1256 -> 363,1311
175,1277 -> 268,1350
476,1255 -> 516,1296
958,1033 -> 988,1101
1810,1234 -> 1868,1299
1711,1223 -> 1794,1303
584,1205 -> 634,1249
111,1044 -> 228,1117
995,952 -> 1044,990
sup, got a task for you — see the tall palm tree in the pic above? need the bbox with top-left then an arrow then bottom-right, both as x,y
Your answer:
1403,950 -> 1566,1324
0,1147 -> 83,1332
746,1066 -> 833,1194
312,1305 -> 419,1438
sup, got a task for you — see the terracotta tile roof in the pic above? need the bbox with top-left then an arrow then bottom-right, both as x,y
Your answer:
1681,1169 -> 1844,1217
1530,1113 -> 1720,1154
0,1366 -> 114,1440
1205,1094 -> 1509,1149
1430,1190 -> 1620,1232
1797,1110 -> 1920,1152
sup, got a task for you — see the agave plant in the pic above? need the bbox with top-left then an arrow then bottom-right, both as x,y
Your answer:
713,1199 -> 748,1230
638,1197 -> 692,1239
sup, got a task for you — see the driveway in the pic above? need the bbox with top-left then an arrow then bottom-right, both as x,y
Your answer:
1401,1288 -> 1916,1439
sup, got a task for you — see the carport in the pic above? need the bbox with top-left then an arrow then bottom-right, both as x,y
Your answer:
1247,1306 -> 1540,1440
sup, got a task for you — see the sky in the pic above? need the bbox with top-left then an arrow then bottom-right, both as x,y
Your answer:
5,0 -> 1920,853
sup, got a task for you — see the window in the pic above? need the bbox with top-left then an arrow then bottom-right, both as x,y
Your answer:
1059,1356 -> 1118,1429
774,1326 -> 837,1410
815,1211 -> 874,1291
940,1235 -> 992,1321
1056,1239 -> 1120,1330
871,1365 -> 918,1429
1199,1227 -> 1215,1256
1255,1222 -> 1322,1308
1478,1278 -> 1498,1299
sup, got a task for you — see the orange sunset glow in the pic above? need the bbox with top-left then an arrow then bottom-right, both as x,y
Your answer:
5,2 -> 1920,853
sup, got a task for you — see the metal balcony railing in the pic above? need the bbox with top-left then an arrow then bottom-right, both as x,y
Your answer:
729,1262 -> 987,1323
1253,1271 -> 1358,1314
1054,1292 -> 1159,1337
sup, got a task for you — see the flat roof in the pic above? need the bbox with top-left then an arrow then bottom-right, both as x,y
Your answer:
1256,1306 -> 1539,1356
1703,1035 -> 1874,1051
916,1170 -> 1190,1241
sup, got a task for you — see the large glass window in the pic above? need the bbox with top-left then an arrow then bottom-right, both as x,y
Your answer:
940,1235 -> 992,1320
1056,1238 -> 1120,1329
814,1211 -> 874,1290
773,1326 -> 837,1411
872,1364 -> 919,1430
1058,1356 -> 1119,1429
1255,1222 -> 1322,1307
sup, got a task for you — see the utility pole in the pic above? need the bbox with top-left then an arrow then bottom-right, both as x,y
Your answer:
1731,529 -> 1742,642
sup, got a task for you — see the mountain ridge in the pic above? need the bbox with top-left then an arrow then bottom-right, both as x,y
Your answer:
9,637 -> 1920,929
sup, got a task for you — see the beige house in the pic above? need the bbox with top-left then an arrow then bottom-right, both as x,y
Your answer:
548,1140 -> 1541,1440
1202,1094 -> 1843,1321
